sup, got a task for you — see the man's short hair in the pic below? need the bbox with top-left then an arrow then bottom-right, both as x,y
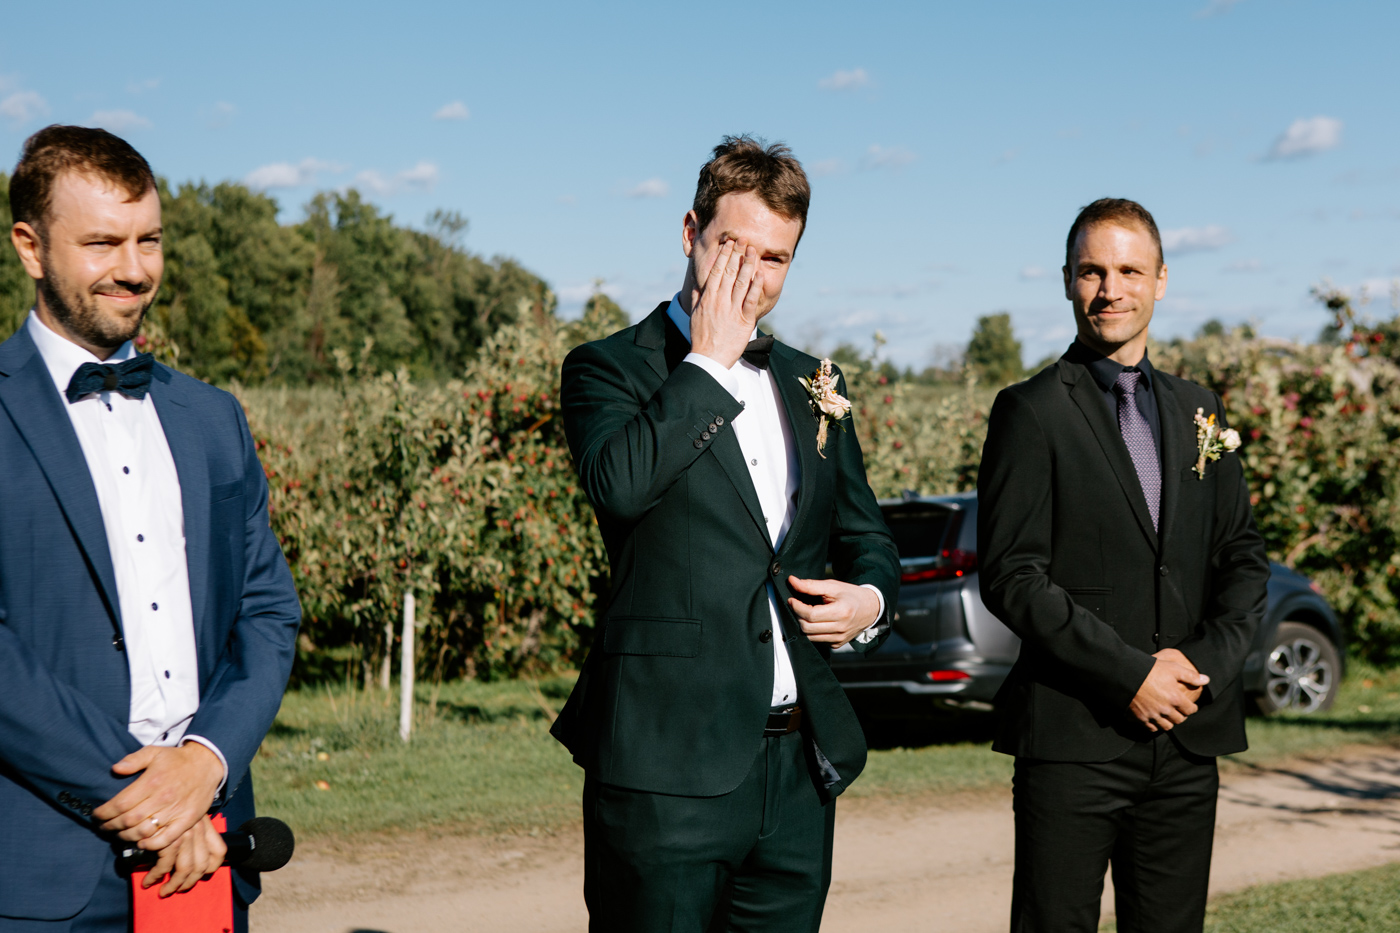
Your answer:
692,135 -> 810,244
9,124 -> 156,231
1064,198 -> 1163,270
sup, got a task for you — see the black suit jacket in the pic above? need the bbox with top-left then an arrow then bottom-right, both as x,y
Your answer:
978,345 -> 1269,761
551,304 -> 899,800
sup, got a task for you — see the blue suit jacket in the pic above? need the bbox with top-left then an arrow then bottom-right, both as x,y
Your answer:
0,325 -> 300,921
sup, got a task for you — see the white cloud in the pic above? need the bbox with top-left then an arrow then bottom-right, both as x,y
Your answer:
1161,225 -> 1233,254
354,161 -> 441,196
1264,116 -> 1342,161
433,101 -> 470,121
1195,0 -> 1245,17
244,157 -> 342,190
626,178 -> 669,199
90,110 -> 152,132
1,90 -> 48,125
860,145 -> 916,171
819,67 -> 871,91
1019,265 -> 1050,280
809,158 -> 847,177
206,101 -> 236,129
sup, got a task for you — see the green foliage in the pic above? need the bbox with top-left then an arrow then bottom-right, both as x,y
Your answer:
0,177 -> 550,385
0,174 -> 33,337
243,307 -> 621,683
965,312 -> 1024,386
1154,306 -> 1400,662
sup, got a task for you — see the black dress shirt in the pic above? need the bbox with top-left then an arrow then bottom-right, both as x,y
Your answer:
1064,339 -> 1162,465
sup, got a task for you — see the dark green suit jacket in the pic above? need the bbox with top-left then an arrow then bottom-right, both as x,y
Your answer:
552,303 -> 899,800
978,345 -> 1270,762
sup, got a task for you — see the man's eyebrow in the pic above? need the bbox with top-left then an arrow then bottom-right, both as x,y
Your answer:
717,230 -> 791,260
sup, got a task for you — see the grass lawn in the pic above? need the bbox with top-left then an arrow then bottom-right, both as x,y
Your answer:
251,665 -> 1400,841
1100,862 -> 1400,932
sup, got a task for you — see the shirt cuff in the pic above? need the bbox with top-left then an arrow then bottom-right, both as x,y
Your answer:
181,735 -> 229,797
854,584 -> 886,644
682,353 -> 740,399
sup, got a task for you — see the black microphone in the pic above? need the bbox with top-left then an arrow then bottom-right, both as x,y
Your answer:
117,817 -> 295,874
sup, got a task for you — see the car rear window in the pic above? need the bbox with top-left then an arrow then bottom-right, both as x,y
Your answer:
881,504 -> 956,559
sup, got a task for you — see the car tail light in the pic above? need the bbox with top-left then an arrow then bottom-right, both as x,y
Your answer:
901,549 -> 978,584
927,670 -> 971,682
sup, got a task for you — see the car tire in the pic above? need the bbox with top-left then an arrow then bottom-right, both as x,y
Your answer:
1253,621 -> 1341,715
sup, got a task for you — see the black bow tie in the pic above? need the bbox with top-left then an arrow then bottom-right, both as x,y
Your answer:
65,353 -> 155,403
742,335 -> 774,369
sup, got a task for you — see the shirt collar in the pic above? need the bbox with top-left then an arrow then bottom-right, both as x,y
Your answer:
665,292 -> 761,347
26,310 -> 136,402
1073,337 -> 1156,394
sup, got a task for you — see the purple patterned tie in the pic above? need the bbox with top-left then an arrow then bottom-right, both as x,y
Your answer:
1114,370 -> 1160,530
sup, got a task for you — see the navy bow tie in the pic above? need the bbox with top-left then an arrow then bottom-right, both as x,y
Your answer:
65,353 -> 156,403
742,335 -> 774,369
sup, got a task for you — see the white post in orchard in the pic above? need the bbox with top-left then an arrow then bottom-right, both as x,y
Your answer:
399,591 -> 415,743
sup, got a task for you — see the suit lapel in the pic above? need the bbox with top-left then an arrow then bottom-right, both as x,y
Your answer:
0,332 -> 124,630
148,369 -> 211,643
1154,375 -> 1188,550
1063,362 -> 1160,551
635,304 -> 770,544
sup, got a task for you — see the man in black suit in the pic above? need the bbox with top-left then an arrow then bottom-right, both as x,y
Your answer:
553,136 -> 899,932
978,198 -> 1270,933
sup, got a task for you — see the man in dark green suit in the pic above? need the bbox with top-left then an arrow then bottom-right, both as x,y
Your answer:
553,136 -> 900,932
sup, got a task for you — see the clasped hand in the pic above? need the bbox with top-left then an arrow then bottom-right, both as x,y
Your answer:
1128,648 -> 1210,733
688,237 -> 764,369
92,743 -> 226,896
786,576 -> 881,647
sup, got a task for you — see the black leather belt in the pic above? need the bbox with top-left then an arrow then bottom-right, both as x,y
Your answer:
764,705 -> 802,737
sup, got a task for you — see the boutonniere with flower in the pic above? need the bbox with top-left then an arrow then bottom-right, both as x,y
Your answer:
798,358 -> 851,459
1193,408 -> 1241,479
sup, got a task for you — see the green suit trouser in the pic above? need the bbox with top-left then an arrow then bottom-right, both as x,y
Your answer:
583,729 -> 836,933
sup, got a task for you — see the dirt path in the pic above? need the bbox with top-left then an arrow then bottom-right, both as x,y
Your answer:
254,748 -> 1400,933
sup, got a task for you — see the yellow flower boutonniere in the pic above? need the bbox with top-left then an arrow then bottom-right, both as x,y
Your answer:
1193,407 -> 1242,479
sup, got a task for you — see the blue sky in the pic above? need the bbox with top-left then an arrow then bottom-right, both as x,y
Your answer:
3,0 -> 1397,368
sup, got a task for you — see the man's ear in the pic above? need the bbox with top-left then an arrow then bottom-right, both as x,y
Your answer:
1062,264 -> 1072,301
681,210 -> 700,258
1155,263 -> 1169,301
11,222 -> 44,280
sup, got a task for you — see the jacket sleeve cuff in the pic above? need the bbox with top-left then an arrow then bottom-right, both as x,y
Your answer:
180,735 -> 229,798
682,353 -> 739,399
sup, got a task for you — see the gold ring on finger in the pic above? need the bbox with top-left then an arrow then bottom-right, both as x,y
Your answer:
149,815 -> 161,828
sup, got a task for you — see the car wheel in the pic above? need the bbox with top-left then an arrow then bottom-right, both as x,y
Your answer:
1254,621 -> 1340,715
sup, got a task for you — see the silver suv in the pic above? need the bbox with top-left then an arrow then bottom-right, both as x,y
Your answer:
830,492 -> 1345,719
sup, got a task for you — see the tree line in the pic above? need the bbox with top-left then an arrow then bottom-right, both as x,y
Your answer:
0,176 -> 553,384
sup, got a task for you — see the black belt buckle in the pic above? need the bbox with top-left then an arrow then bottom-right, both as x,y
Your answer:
764,705 -> 802,737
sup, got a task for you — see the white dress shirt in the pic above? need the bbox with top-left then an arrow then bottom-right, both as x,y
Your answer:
28,312 -> 227,786
666,297 -> 884,708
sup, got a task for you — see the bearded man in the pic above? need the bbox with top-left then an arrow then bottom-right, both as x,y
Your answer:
978,198 -> 1270,933
0,125 -> 299,930
552,136 -> 900,932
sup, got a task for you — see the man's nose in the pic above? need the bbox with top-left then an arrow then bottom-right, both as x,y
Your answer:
113,240 -> 149,286
1099,270 -> 1124,303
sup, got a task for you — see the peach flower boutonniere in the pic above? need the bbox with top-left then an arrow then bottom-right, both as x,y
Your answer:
797,358 -> 851,459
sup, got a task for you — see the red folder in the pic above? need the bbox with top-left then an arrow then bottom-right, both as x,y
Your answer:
130,813 -> 234,933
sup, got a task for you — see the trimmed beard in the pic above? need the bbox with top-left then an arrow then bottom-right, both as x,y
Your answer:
37,251 -> 156,353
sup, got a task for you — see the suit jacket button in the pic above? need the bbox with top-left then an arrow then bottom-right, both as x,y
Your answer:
708,422 -> 718,432
760,629 -> 773,643
1158,566 -> 1169,577
694,439 -> 704,449
770,560 -> 782,577
112,635 -> 124,651
715,416 -> 724,426
701,431 -> 711,440
1153,632 -> 1161,644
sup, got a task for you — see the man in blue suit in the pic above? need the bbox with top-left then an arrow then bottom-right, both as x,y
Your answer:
0,125 -> 300,930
